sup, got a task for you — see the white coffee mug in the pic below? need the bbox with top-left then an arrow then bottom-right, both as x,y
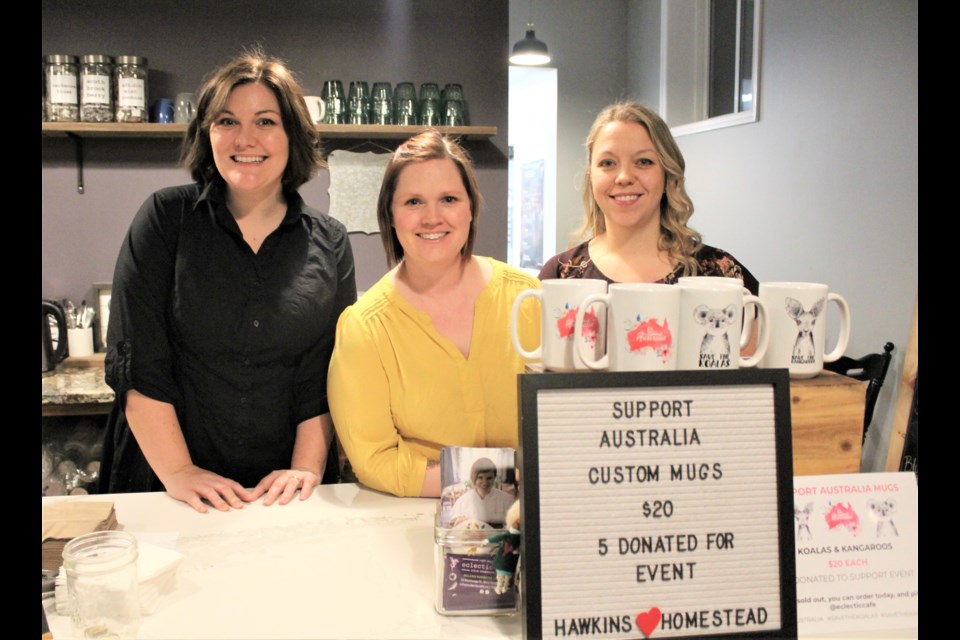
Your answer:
575,283 -> 680,371
759,282 -> 851,379
303,95 -> 326,124
67,327 -> 95,358
676,280 -> 769,370
511,279 -> 607,371
676,276 -> 754,349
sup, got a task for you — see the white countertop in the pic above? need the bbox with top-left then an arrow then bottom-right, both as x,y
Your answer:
44,484 -> 521,640
42,484 -> 916,640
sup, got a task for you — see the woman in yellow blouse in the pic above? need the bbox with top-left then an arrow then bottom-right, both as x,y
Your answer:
328,131 -> 539,497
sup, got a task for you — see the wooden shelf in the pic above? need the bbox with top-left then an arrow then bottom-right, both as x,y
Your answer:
43,121 -> 497,194
42,122 -> 497,140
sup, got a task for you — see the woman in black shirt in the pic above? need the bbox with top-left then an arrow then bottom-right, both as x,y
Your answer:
100,49 -> 356,512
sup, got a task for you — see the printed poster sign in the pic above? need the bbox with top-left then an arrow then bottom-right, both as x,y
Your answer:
794,472 -> 918,635
520,370 -> 796,639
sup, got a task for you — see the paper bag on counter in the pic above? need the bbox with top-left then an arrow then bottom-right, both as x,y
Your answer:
41,501 -> 117,570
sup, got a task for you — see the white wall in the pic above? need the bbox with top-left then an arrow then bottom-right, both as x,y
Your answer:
673,1 -> 917,470
525,0 -> 918,470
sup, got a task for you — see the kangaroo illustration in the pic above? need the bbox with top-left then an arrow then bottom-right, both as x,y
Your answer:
694,304 -> 737,365
785,297 -> 825,363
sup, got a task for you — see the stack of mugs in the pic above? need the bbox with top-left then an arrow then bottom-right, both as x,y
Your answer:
512,278 -> 849,379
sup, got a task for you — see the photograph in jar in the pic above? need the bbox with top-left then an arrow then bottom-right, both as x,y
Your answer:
440,446 -> 517,529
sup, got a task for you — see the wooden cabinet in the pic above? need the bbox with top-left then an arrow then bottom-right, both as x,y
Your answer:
789,371 -> 867,475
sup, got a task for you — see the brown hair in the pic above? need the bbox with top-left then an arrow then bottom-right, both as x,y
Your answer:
470,457 -> 498,484
180,47 -> 323,191
376,130 -> 482,266
578,101 -> 702,276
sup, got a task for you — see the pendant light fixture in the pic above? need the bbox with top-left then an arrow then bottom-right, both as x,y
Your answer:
510,0 -> 551,66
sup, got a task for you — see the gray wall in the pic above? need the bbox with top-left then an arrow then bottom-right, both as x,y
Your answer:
672,1 -> 917,470
42,0 -> 508,300
509,0 -> 629,247
527,0 -> 917,470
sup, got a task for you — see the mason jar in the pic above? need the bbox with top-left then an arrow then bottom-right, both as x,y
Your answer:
80,54 -> 114,122
62,530 -> 140,639
44,54 -> 79,122
114,55 -> 148,123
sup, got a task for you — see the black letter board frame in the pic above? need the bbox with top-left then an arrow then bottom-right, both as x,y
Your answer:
518,368 -> 797,640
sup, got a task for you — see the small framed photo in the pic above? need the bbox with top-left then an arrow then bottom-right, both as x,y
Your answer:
440,446 -> 518,529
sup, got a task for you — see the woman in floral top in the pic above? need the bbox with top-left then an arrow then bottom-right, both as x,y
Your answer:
538,102 -> 758,296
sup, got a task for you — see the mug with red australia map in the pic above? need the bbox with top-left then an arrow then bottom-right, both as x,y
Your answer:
511,279 -> 607,371
576,283 -> 680,371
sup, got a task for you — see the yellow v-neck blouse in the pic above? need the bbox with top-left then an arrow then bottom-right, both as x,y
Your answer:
328,258 -> 541,496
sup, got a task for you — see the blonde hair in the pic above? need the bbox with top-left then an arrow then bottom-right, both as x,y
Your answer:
578,102 -> 702,276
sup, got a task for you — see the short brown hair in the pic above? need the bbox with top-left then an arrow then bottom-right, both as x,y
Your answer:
180,47 -> 323,191
579,102 -> 702,276
376,130 -> 482,266
470,457 -> 498,484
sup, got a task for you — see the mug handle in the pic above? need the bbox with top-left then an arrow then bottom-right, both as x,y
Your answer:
575,293 -> 609,370
511,289 -> 542,360
738,294 -> 769,368
823,293 -> 851,363
739,286 -> 754,350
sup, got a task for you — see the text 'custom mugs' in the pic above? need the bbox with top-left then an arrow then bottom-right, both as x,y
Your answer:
759,281 -> 851,379
676,279 -> 769,370
575,283 -> 680,371
511,279 -> 607,371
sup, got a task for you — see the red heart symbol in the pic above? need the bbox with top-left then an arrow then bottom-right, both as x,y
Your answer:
636,607 -> 661,637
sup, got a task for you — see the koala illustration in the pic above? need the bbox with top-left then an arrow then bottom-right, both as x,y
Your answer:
785,297 -> 825,363
694,304 -> 738,361
795,502 -> 814,541
867,498 -> 899,537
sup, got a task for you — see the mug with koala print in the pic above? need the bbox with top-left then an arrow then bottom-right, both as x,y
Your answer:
676,279 -> 770,370
758,282 -> 850,379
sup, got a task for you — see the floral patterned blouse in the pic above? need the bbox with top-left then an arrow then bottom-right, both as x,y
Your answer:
537,241 -> 759,295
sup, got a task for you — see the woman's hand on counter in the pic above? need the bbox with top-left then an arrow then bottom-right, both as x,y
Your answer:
246,414 -> 332,506
164,464 -> 256,513
252,469 -> 321,506
123,391 -> 254,513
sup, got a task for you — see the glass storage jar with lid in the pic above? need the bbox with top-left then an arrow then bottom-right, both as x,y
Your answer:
80,55 -> 114,122
114,55 -> 148,123
44,54 -> 79,122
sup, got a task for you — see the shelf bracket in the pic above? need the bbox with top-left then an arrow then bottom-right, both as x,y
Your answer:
65,132 -> 85,194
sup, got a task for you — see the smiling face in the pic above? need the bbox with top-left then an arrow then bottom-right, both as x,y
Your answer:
473,470 -> 496,497
590,120 -> 666,234
390,157 -> 473,269
209,82 -> 289,199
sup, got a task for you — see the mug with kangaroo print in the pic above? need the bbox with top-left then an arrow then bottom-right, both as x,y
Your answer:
676,280 -> 769,370
758,282 -> 850,379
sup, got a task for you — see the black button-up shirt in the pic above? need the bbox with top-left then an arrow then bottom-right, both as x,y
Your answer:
102,179 -> 356,491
